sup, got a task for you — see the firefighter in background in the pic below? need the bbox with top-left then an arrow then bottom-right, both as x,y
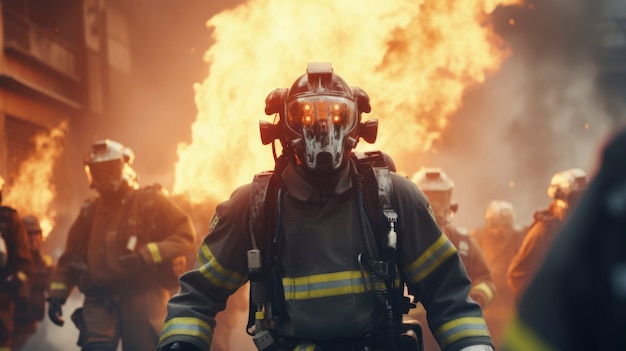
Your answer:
0,175 -> 34,351
469,201 -> 524,349
157,63 -> 494,351
502,128 -> 626,351
411,168 -> 495,351
12,215 -> 54,350
506,168 -> 587,303
47,139 -> 196,351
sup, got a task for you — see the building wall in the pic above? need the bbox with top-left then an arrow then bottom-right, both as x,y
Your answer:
0,0 -> 140,227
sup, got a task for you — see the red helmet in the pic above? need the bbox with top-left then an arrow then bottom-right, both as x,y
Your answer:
262,62 -> 377,174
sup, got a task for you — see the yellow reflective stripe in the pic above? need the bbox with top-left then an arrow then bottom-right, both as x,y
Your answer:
50,282 -> 68,291
404,234 -> 457,283
147,242 -> 163,264
0,347 -> 10,351
43,254 -> 54,267
17,270 -> 28,282
502,315 -> 555,351
436,317 -> 491,349
293,342 -> 321,351
471,281 -> 495,304
159,317 -> 213,347
282,270 -> 372,300
197,243 -> 245,291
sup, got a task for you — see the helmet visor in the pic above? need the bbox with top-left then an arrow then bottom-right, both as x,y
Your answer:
85,159 -> 124,191
286,95 -> 357,170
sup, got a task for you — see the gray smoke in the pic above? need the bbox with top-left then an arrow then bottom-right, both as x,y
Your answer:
422,0 -> 625,229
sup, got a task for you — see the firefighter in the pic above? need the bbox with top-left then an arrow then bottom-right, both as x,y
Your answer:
506,168 -> 587,303
469,201 -> 524,349
12,215 -> 54,350
411,168 -> 496,351
0,175 -> 34,351
502,128 -> 626,351
157,63 -> 494,351
46,139 -> 196,351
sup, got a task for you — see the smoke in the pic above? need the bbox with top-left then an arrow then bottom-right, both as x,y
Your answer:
419,0 -> 623,229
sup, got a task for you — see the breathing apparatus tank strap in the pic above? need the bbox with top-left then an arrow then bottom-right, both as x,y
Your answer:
247,172 -> 278,350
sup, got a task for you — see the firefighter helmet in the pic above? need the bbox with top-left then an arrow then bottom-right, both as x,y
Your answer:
547,168 -> 588,201
22,215 -> 42,235
412,167 -> 455,225
263,62 -> 377,174
484,200 -> 516,231
84,139 -> 138,194
547,168 -> 587,220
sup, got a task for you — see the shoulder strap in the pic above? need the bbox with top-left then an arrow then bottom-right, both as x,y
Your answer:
351,151 -> 397,254
138,184 -> 163,234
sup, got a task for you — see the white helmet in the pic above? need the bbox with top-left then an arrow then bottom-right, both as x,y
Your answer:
412,167 -> 455,224
84,139 -> 138,194
547,168 -> 587,201
547,168 -> 587,220
484,200 -> 516,231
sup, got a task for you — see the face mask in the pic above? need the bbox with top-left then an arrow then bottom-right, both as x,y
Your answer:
285,95 -> 357,173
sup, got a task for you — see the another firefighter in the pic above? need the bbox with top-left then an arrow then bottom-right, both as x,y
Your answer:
470,201 -> 524,349
506,168 -> 587,303
502,128 -> 626,351
157,63 -> 494,351
12,215 -> 54,350
0,175 -> 34,350
47,139 -> 196,351
411,168 -> 496,351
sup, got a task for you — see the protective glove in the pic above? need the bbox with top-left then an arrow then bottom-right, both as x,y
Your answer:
47,297 -> 65,326
160,341 -> 202,351
118,252 -> 145,272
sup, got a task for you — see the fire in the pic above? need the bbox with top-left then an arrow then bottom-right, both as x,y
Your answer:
173,0 -> 523,204
4,121 -> 67,239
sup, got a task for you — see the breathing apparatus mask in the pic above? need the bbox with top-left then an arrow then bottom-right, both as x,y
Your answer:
261,62 -> 377,175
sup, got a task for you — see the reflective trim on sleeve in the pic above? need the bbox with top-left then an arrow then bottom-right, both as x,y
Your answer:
282,270 -> 372,301
197,243 -> 245,292
436,317 -> 491,349
17,270 -> 28,282
159,317 -> 213,348
293,342 -> 322,351
49,282 -> 68,291
147,242 -> 163,264
502,315 -> 555,351
403,234 -> 457,283
471,281 -> 495,304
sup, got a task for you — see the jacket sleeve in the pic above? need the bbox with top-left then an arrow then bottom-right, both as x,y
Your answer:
48,199 -> 94,301
392,176 -> 493,351
137,188 -> 197,267
506,220 -> 551,303
7,210 -> 33,285
157,184 -> 252,351
465,234 -> 496,309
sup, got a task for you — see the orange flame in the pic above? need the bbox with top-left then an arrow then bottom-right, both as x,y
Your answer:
173,0 -> 523,204
4,121 -> 68,239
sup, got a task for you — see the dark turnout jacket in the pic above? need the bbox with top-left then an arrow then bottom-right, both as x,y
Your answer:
503,128 -> 626,351
158,161 -> 493,351
49,185 -> 196,300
